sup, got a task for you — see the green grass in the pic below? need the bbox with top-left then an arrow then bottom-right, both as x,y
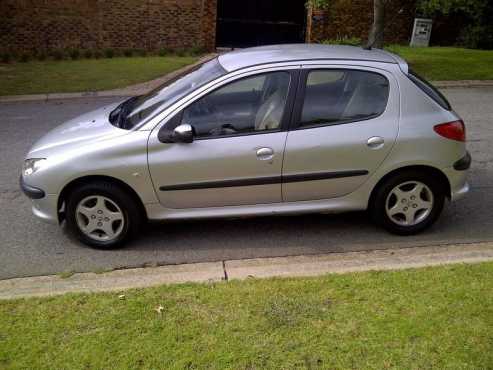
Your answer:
386,46 -> 493,81
0,56 -> 198,96
1,263 -> 493,369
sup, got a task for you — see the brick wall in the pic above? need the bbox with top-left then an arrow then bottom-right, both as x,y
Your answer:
0,0 -> 217,53
310,0 -> 416,44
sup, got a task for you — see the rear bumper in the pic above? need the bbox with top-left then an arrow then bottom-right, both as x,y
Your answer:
453,151 -> 472,171
442,154 -> 471,202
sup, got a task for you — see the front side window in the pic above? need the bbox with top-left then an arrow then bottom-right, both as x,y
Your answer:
300,69 -> 390,127
181,71 -> 291,139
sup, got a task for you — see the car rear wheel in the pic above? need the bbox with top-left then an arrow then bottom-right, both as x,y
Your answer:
65,181 -> 142,248
370,170 -> 446,235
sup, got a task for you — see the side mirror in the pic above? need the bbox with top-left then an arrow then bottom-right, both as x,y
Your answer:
158,123 -> 194,144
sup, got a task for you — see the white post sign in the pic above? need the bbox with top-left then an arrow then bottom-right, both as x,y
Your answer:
410,18 -> 433,47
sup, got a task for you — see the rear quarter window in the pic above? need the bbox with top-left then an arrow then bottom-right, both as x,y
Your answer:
407,69 -> 451,110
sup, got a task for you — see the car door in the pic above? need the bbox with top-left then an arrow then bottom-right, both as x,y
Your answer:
148,69 -> 298,209
282,66 -> 399,202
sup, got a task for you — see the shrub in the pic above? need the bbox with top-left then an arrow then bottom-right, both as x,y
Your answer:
93,50 -> 103,59
1,53 -> 12,64
123,48 -> 134,57
19,53 -> 31,63
104,48 -> 115,58
51,49 -> 66,61
36,50 -> 48,61
458,24 -> 493,50
158,47 -> 172,57
69,48 -> 81,60
175,48 -> 188,57
135,48 -> 147,57
83,49 -> 93,59
188,45 -> 206,56
322,36 -> 362,47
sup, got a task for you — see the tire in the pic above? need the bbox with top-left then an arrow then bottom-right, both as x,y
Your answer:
370,170 -> 446,235
65,181 -> 143,248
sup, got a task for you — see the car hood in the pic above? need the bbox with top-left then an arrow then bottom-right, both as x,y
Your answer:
28,101 -> 128,157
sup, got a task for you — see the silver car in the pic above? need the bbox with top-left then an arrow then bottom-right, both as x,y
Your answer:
20,44 -> 470,248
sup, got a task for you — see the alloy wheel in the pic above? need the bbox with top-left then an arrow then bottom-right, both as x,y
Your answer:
385,181 -> 434,226
75,195 -> 125,242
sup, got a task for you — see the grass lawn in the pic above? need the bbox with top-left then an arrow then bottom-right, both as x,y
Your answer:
386,46 -> 493,81
0,56 -> 198,96
1,263 -> 493,369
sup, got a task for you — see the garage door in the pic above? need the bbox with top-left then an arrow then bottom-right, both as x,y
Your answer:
216,0 -> 307,48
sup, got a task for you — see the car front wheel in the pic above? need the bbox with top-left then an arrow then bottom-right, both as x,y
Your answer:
371,170 -> 446,235
65,181 -> 142,248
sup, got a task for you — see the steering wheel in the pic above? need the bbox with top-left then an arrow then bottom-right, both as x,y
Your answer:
208,123 -> 237,137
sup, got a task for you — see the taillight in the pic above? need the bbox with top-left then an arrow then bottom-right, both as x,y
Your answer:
433,120 -> 466,142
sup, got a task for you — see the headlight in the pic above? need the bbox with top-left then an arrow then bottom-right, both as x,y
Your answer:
23,158 -> 46,176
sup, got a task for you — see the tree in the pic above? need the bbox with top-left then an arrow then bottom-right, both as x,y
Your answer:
418,0 -> 493,49
308,0 -> 388,49
366,0 -> 385,48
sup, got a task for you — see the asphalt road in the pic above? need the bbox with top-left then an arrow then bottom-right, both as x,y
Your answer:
1,88 -> 492,280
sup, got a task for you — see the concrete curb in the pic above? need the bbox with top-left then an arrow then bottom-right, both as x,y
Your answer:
0,54 -> 218,103
433,80 -> 493,89
1,241 -> 493,300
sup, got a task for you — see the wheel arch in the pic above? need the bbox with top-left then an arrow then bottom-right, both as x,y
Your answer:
368,165 -> 451,210
57,175 -> 147,223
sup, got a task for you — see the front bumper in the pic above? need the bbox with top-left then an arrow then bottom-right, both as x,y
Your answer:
20,176 -> 59,224
20,176 -> 45,199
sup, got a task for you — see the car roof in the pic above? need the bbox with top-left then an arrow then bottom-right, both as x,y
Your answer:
218,44 -> 403,72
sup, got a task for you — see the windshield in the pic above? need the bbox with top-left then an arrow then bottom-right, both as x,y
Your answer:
110,58 -> 227,129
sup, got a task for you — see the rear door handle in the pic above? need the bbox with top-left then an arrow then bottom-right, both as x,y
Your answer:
367,136 -> 385,149
256,147 -> 274,161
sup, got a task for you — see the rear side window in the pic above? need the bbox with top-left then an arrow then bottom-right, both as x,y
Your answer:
408,69 -> 451,110
300,69 -> 389,127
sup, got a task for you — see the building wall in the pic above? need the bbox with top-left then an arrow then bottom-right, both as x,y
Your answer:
310,0 -> 417,44
0,0 -> 419,54
0,0 -> 217,53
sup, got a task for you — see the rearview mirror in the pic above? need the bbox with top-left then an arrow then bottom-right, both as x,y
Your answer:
158,123 -> 194,144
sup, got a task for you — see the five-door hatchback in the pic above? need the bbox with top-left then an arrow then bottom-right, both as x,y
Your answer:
21,44 -> 470,248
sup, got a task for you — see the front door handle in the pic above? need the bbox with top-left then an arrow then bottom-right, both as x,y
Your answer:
367,136 -> 385,149
256,147 -> 274,161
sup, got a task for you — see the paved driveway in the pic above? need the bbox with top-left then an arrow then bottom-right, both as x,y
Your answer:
1,88 -> 492,279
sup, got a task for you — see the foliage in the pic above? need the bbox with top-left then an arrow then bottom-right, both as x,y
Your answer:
50,49 -> 65,61
19,53 -> 30,63
417,0 -> 489,19
123,48 -> 134,57
322,37 -> 363,46
83,49 -> 93,59
418,0 -> 493,49
68,48 -> 80,60
104,48 -> 115,58
1,53 -> 12,63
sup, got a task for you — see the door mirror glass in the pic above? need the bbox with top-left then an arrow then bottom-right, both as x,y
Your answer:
158,123 -> 194,144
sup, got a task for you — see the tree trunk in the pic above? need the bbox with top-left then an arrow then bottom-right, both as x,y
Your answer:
367,0 -> 385,48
